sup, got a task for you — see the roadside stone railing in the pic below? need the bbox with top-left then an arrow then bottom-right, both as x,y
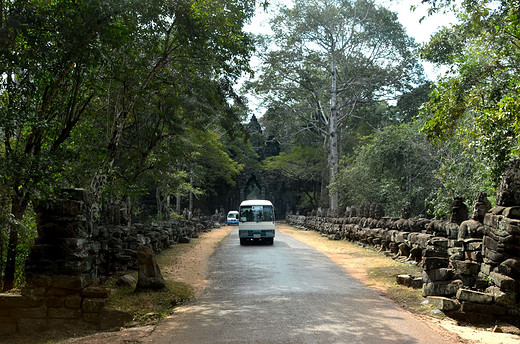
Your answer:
286,209 -> 520,325
0,188 -> 220,336
286,160 -> 520,326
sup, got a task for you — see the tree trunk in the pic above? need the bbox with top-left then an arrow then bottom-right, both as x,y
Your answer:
156,186 -> 162,218
329,51 -> 339,213
188,174 -> 194,219
176,193 -> 181,214
2,194 -> 28,292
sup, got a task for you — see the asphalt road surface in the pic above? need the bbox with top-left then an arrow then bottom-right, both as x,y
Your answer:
148,228 -> 459,344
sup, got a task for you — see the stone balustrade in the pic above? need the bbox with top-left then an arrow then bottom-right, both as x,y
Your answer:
0,188 -> 220,336
286,206 -> 520,325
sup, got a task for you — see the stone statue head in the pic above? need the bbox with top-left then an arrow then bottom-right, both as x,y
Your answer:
400,204 -> 411,219
449,197 -> 468,225
496,159 -> 520,206
471,191 -> 491,222
374,204 -> 384,220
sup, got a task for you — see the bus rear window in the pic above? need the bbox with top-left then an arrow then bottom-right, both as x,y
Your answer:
240,205 -> 274,222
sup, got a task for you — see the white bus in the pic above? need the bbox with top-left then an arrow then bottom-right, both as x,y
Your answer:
238,200 -> 275,245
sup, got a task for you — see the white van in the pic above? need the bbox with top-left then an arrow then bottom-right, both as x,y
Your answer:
238,200 -> 275,245
227,210 -> 239,225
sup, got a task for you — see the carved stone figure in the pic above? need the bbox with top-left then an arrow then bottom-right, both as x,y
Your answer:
373,204 -> 384,220
457,192 -> 491,240
449,197 -> 468,225
345,206 -> 357,218
135,245 -> 166,291
401,204 -> 411,219
496,159 -> 520,206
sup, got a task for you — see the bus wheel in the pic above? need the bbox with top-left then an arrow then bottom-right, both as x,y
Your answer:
240,238 -> 246,245
268,238 -> 274,245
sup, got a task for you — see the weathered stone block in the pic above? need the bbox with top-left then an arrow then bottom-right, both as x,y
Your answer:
499,217 -> 520,235
464,239 -> 483,251
486,286 -> 517,307
423,249 -> 449,258
484,248 -> 505,263
9,306 -> 47,319
423,268 -> 454,282
503,207 -> 520,219
422,280 -> 463,297
46,296 -> 64,308
427,237 -> 449,249
116,274 -> 136,287
17,318 -> 48,334
48,307 -> 82,319
135,245 -> 166,291
47,318 -> 90,330
56,259 -> 91,275
484,236 -> 504,252
0,294 -> 44,308
396,274 -> 413,287
480,263 -> 493,275
456,289 -> 493,304
0,318 -> 17,336
52,275 -> 90,291
64,295 -> 82,309
99,308 -> 133,330
21,287 -> 46,297
461,302 -> 507,315
427,296 -> 460,311
60,199 -> 85,217
489,206 -> 505,215
465,250 -> 483,262
489,271 -> 517,291
423,257 -> 449,270
411,277 -> 423,289
83,312 -> 100,324
497,258 -> 520,279
448,247 -> 465,261
484,214 -> 503,228
451,260 -> 481,276
81,287 -> 110,299
82,298 -> 107,313
47,287 -> 80,297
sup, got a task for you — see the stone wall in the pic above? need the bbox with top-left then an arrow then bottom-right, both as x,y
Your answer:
286,161 -> 520,325
0,189 -> 219,336
286,210 -> 520,325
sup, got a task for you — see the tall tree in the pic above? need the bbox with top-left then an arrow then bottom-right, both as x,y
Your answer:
251,0 -> 424,212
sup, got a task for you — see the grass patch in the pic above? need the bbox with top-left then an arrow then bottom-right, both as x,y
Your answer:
106,279 -> 193,327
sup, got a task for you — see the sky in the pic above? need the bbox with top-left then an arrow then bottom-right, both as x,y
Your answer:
241,0 -> 458,115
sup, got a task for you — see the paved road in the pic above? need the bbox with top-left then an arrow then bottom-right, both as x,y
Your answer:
149,228 -> 458,344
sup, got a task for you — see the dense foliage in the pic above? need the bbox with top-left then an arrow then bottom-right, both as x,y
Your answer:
420,0 -> 520,184
0,0 -> 261,290
332,122 -> 440,217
